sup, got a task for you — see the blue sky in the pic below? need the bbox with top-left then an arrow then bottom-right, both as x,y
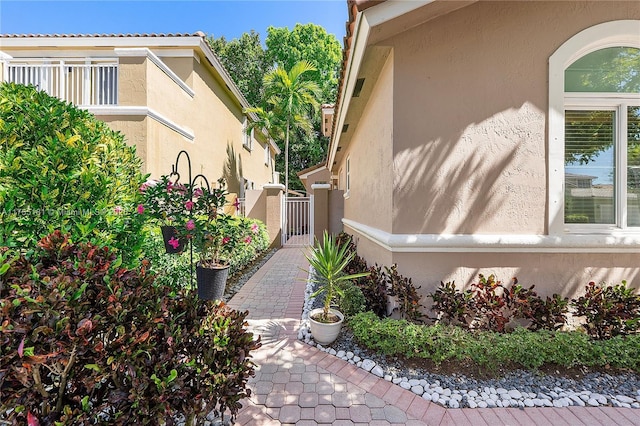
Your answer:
0,0 -> 348,42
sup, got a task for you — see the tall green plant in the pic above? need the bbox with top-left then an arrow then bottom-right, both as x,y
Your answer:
251,61 -> 320,195
0,83 -> 147,266
306,231 -> 369,322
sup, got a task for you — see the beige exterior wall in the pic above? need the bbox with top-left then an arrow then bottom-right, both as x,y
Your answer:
389,1 -> 640,235
118,56 -> 147,106
99,115 -> 148,172
393,252 -> 640,300
338,51 -> 394,233
0,39 -> 277,194
337,1 -> 640,299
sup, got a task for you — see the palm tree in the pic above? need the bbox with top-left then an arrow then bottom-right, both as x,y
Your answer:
260,61 -> 321,195
244,106 -> 284,144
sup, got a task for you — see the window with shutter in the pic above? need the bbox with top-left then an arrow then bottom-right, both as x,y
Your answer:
562,46 -> 640,230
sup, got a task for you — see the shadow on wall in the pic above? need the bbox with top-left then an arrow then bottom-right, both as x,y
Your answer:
224,142 -> 243,196
393,132 -> 522,235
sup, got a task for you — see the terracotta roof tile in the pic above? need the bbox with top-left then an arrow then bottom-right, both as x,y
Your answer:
0,32 -> 206,38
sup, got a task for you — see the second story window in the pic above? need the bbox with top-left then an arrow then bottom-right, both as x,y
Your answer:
242,117 -> 253,151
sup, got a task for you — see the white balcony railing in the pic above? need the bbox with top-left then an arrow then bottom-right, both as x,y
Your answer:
4,61 -> 118,106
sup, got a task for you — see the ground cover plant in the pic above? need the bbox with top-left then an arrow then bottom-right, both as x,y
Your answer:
0,83 -> 147,267
349,312 -> 640,372
0,232 -> 261,424
334,232 -> 640,376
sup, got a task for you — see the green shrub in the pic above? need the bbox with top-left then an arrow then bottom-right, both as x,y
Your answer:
429,276 -> 570,333
0,231 -> 260,424
572,281 -> 640,339
337,281 -> 367,318
142,225 -> 194,289
349,312 -> 640,372
384,264 -> 424,322
430,281 -> 473,326
0,83 -> 147,266
142,217 -> 270,290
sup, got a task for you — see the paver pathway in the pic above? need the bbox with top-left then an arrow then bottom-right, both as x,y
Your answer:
227,246 -> 640,425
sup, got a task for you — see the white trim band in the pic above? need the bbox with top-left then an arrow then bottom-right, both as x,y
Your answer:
87,106 -> 194,141
343,219 -> 640,253
114,47 -> 195,98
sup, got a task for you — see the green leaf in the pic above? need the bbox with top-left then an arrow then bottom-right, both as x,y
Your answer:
84,364 -> 101,372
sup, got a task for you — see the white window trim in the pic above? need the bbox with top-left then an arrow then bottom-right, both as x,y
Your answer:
548,20 -> 640,235
264,143 -> 271,167
344,156 -> 351,198
242,117 -> 253,151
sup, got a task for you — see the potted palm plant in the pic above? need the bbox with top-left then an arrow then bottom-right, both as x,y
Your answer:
305,231 -> 369,345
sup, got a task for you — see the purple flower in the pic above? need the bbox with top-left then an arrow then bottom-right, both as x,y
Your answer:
193,188 -> 203,198
168,237 -> 180,249
185,200 -> 194,211
186,220 -> 195,231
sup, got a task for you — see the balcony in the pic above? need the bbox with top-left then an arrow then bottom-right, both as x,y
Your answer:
3,60 -> 118,106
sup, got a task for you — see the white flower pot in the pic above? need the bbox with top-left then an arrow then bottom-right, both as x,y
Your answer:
308,308 -> 344,345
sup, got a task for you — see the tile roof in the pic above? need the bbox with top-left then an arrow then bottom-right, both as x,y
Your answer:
0,32 -> 206,38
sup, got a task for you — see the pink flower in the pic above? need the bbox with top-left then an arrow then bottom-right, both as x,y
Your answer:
114,206 -> 123,214
137,204 -> 145,214
233,198 -> 241,211
168,237 -> 180,249
185,200 -> 194,211
244,236 -> 252,244
175,183 -> 187,194
138,183 -> 148,193
166,181 -> 173,192
186,219 -> 195,231
222,237 -> 231,245
193,188 -> 203,198
251,223 -> 259,234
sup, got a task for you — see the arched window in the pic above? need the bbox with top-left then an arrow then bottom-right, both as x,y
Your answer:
548,21 -> 640,234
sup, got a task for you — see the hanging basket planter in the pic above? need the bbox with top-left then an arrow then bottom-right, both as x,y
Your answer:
196,263 -> 230,300
160,226 -> 186,254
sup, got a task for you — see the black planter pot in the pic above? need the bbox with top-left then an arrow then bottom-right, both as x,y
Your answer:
160,226 -> 185,254
196,263 -> 230,300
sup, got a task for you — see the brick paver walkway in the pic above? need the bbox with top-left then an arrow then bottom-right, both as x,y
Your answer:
227,246 -> 640,425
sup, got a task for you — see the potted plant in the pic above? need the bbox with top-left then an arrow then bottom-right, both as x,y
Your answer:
139,175 -> 195,254
305,231 -> 369,345
191,179 -> 246,300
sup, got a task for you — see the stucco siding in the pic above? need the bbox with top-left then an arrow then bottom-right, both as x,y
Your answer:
341,51 -> 394,233
118,56 -> 147,106
393,251 -> 640,300
98,115 -> 148,173
389,0 -> 640,235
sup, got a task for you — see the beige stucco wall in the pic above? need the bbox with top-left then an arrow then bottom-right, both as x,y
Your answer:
118,56 -> 147,106
338,1 -> 640,299
1,42 -> 275,194
394,252 -> 640,301
338,51 -> 394,233
99,115 -> 148,172
389,1 -> 640,235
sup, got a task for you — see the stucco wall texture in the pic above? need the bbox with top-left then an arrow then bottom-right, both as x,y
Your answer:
98,50 -> 275,191
340,50 -> 395,234
339,1 -> 640,298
